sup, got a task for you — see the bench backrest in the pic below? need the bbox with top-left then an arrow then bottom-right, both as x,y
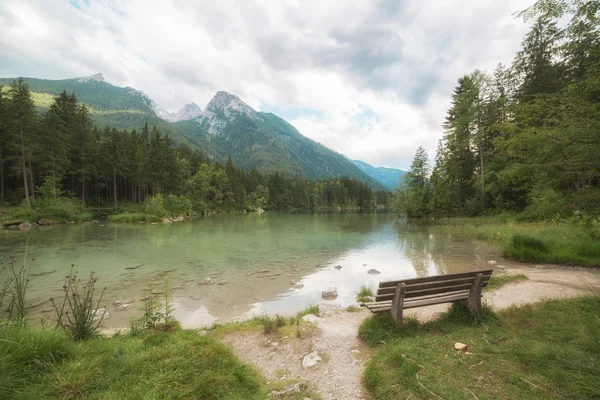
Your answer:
375,270 -> 494,302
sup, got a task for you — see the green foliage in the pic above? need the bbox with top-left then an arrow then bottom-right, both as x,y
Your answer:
130,280 -> 178,334
425,1 -> 600,219
392,147 -> 433,217
0,324 -> 71,398
356,285 -> 374,303
485,273 -> 528,291
50,266 -> 107,341
0,256 -> 32,323
1,327 -> 264,399
107,212 -> 162,223
296,305 -> 320,318
164,194 -> 192,217
144,194 -> 168,218
433,218 -> 600,267
363,297 -> 600,400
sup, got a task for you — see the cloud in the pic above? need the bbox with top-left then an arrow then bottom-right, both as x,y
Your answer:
0,0 -> 532,169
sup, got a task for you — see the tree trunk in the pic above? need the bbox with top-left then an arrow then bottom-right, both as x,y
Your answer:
0,148 -> 4,198
19,121 -> 30,208
51,146 -> 56,200
28,158 -> 35,201
113,169 -> 118,212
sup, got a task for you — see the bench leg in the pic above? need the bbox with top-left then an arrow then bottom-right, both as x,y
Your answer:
389,283 -> 407,327
462,272 -> 484,318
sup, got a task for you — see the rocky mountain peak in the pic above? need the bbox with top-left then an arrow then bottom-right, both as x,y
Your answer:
77,73 -> 106,83
205,91 -> 255,115
172,102 -> 202,121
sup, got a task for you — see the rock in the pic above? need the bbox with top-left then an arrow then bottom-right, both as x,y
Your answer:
257,208 -> 265,214
351,349 -> 360,354
322,287 -> 338,300
18,222 -> 32,230
200,278 -> 214,285
454,342 -> 468,351
362,263 -> 367,266
162,219 -> 171,224
318,303 -> 342,316
113,300 -> 134,306
367,269 -> 381,275
173,216 -> 184,222
92,220 -> 100,224
488,260 -> 497,265
68,221 -> 74,224
38,219 -> 52,225
269,382 -> 303,397
116,303 -> 131,311
334,265 -> 342,270
302,351 -> 322,368
302,314 -> 319,323
198,330 -> 208,336
93,309 -> 109,321
217,281 -> 227,285
293,282 -> 304,290
496,265 -> 507,270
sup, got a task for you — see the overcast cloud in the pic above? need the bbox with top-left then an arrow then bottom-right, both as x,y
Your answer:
0,0 -> 532,169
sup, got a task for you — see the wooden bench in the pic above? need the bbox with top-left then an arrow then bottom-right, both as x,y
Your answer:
360,270 -> 493,326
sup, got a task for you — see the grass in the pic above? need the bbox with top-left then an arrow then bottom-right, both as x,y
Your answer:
296,304 -> 319,318
360,297 -> 600,400
357,285 -> 374,303
485,273 -> 528,291
1,326 -> 271,399
107,212 -> 162,223
433,217 -> 600,267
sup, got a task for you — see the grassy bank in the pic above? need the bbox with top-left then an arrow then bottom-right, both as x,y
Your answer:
0,325 -> 273,399
432,217 -> 600,267
360,296 -> 600,399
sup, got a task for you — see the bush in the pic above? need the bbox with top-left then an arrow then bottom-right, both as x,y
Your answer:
164,194 -> 192,217
357,285 -> 374,302
50,266 -> 107,341
107,213 -> 162,223
144,195 -> 168,218
130,280 -> 178,334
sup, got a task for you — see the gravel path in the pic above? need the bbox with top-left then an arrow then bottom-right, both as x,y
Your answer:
223,265 -> 600,400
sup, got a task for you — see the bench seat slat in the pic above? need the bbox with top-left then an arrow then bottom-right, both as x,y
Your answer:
376,283 -> 478,301
377,276 -> 490,296
378,269 -> 493,289
362,290 -> 470,310
365,292 -> 474,313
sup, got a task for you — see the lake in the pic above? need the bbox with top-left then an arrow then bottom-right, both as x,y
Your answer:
0,212 -> 510,328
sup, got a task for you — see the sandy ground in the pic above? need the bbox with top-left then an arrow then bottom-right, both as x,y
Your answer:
223,265 -> 600,400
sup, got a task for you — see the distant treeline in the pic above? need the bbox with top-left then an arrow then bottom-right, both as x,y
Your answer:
0,81 -> 391,213
395,0 -> 600,220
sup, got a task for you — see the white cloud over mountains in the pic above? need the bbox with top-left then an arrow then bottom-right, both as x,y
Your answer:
0,0 -> 532,169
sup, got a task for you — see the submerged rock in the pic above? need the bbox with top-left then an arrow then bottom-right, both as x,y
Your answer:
334,265 -> 342,270
322,287 -> 338,300
367,269 -> 381,275
488,260 -> 497,265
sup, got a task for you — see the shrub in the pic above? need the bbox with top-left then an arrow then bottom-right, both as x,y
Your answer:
50,266 -> 107,341
164,194 -> 192,217
130,279 -> 178,334
0,255 -> 32,323
357,285 -> 374,303
144,195 -> 168,218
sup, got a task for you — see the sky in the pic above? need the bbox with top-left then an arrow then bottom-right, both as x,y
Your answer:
0,0 -> 533,170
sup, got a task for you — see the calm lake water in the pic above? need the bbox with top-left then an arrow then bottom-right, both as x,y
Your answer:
0,212 -> 509,328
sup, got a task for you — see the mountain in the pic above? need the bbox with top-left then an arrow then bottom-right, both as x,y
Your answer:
352,160 -> 405,190
0,74 -> 385,189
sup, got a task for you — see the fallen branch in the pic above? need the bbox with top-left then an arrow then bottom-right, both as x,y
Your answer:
520,377 -> 545,391
469,360 -> 485,370
416,373 -> 445,400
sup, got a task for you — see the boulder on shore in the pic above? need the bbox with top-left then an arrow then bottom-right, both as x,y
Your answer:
162,219 -> 171,224
38,219 -> 52,225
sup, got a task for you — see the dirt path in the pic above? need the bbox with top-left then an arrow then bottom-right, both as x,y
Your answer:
223,265 -> 600,400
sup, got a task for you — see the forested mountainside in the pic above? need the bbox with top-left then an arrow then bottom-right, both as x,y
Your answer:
0,76 -> 383,188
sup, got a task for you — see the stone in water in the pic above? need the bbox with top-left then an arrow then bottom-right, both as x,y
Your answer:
367,269 -> 381,275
